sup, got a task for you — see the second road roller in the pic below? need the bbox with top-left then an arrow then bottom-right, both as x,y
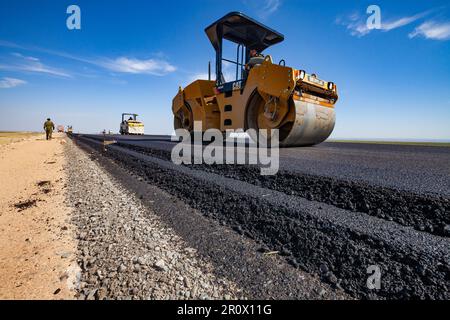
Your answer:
172,12 -> 338,147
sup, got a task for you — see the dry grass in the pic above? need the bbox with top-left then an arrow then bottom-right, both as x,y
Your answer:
0,131 -> 42,145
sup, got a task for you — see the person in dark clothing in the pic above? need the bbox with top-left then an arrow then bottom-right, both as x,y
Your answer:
43,118 -> 55,140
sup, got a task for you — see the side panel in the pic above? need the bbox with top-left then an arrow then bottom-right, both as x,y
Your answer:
174,80 -> 220,131
215,82 -> 257,131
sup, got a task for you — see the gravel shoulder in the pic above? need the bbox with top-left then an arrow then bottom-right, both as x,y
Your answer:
65,139 -> 242,300
0,133 -> 77,299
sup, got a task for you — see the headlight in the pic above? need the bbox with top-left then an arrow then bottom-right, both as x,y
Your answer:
328,82 -> 334,90
299,70 -> 305,80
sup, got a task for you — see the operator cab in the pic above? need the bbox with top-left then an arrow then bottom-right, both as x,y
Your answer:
204,12 -> 284,93
122,113 -> 138,123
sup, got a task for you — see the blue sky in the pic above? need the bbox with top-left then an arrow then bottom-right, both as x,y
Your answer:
0,0 -> 449,140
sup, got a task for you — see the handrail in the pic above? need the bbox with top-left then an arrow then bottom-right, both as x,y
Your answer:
222,58 -> 245,66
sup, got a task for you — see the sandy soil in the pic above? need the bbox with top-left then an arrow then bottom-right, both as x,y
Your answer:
0,133 -> 78,299
0,132 -> 42,145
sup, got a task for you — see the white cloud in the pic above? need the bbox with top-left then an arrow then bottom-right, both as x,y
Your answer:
336,13 -> 371,37
0,53 -> 71,77
99,57 -> 176,76
18,61 -> 71,77
243,0 -> 281,19
338,10 -> 431,37
382,11 -> 430,31
11,52 -> 39,61
188,73 -> 211,83
0,77 -> 26,88
409,21 -> 450,40
262,0 -> 281,17
0,41 -> 177,77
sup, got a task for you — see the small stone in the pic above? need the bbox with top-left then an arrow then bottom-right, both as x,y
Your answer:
53,288 -> 61,295
281,247 -> 291,256
318,288 -> 327,297
443,225 -> 450,236
133,265 -> 141,273
96,288 -> 107,300
327,273 -> 338,284
86,289 -> 98,300
153,259 -> 167,272
60,252 -> 70,259
131,288 -> 139,295
78,232 -> 87,240
319,263 -> 329,274
59,272 -> 68,281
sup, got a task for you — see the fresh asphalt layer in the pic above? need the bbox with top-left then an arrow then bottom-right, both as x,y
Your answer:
84,134 -> 450,196
72,134 -> 450,299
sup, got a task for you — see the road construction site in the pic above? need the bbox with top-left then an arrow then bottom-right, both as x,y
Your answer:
1,132 -> 448,300
67,133 -> 450,300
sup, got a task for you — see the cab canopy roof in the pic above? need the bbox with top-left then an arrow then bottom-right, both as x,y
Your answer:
205,12 -> 284,52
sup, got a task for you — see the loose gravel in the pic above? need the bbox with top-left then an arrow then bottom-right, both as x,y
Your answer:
65,140 -> 241,300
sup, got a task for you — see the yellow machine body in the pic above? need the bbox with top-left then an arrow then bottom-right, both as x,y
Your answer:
172,12 -> 338,147
172,56 -> 338,147
120,113 -> 145,135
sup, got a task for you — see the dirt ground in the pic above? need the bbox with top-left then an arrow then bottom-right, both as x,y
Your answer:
0,133 -> 78,299
0,132 -> 42,145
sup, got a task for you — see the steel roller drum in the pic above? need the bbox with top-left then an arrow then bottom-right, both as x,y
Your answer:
279,100 -> 336,147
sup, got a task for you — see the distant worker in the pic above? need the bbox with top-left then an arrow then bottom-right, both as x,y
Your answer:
43,118 -> 55,140
245,49 -> 265,70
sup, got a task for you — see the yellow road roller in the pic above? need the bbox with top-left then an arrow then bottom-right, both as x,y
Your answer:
120,113 -> 145,135
172,12 -> 338,147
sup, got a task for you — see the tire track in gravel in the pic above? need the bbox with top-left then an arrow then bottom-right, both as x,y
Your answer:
74,136 -> 450,299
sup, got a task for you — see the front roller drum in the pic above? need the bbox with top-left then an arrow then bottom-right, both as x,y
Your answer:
247,95 -> 336,147
280,100 -> 335,147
